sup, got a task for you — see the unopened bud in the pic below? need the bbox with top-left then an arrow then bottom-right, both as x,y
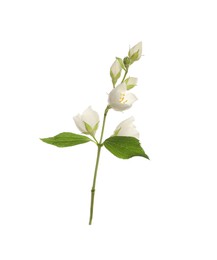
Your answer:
125,77 -> 138,90
123,57 -> 130,69
110,59 -> 122,87
128,42 -> 142,64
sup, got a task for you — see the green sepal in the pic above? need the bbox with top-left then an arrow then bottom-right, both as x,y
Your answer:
93,122 -> 99,132
126,84 -> 135,90
129,49 -> 140,64
84,122 -> 99,136
110,70 -> 121,87
40,132 -> 92,147
113,127 -> 121,136
103,136 -> 149,159
116,57 -> 126,70
84,122 -> 93,134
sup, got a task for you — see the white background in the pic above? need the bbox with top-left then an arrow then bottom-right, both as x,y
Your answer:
0,0 -> 217,259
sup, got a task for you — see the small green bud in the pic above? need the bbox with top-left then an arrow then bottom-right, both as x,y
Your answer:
123,57 -> 130,69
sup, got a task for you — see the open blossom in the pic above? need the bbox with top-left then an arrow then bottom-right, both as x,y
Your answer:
108,82 -> 137,111
128,41 -> 142,64
110,59 -> 122,86
114,117 -> 139,139
73,106 -> 99,136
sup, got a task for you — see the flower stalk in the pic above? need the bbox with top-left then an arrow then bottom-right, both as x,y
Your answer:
121,68 -> 128,83
89,143 -> 102,225
89,105 -> 110,225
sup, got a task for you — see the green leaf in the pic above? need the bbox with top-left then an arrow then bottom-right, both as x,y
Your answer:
40,132 -> 92,147
103,136 -> 149,159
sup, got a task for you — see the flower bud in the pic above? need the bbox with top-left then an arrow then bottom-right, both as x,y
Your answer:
110,59 -> 122,86
128,41 -> 142,64
124,77 -> 138,90
73,106 -> 99,136
123,57 -> 131,69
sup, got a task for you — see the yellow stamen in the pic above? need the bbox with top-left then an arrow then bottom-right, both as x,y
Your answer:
119,93 -> 128,104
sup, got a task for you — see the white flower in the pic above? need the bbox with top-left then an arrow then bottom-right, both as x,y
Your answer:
114,117 -> 139,139
110,59 -> 122,86
108,82 -> 137,111
128,41 -> 142,64
73,106 -> 99,136
125,77 -> 138,90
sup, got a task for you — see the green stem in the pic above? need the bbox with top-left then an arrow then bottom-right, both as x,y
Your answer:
89,144 -> 101,225
99,106 -> 110,143
89,106 -> 110,225
89,62 -> 129,224
121,68 -> 128,83
91,134 -> 98,144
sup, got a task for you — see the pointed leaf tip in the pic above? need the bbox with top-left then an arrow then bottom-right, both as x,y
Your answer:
40,132 -> 92,147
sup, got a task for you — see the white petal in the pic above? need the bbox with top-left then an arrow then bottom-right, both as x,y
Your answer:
110,102 -> 131,111
116,116 -> 135,130
73,114 -> 86,133
119,127 -> 139,139
110,82 -> 126,93
125,92 -> 137,105
108,84 -> 124,103
81,106 -> 99,128
108,88 -> 120,104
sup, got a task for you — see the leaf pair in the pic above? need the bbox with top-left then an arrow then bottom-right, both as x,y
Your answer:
41,132 -> 149,160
